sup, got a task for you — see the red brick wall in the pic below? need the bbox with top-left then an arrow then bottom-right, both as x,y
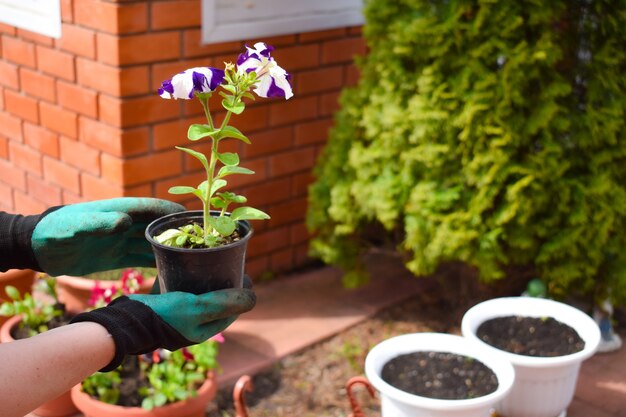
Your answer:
0,0 -> 364,279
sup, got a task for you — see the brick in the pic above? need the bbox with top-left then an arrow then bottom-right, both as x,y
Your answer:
219,158 -> 267,189
16,29 -> 54,47
0,158 -> 26,190
23,123 -> 60,158
230,105 -> 269,133
345,63 -> 361,87
4,90 -> 38,122
43,156 -> 80,193
19,68 -> 56,102
270,96 -> 318,126
77,58 -> 149,96
60,135 -> 101,174
121,127 -> 149,156
74,0 -> 148,34
2,36 -> 36,67
151,1 -> 200,30
0,135 -> 6,159
80,173 -> 124,200
244,255 -> 269,281
27,174 -> 62,206
0,111 -> 23,141
0,23 -> 17,36
290,222 -> 310,245
182,30 -> 241,58
60,0 -> 73,22
155,172 -> 206,203
320,91 -> 341,116
103,150 -> 182,186
295,118 -> 333,146
268,197 -> 308,227
57,81 -> 98,118
270,247 -> 294,273
243,177 -> 291,207
124,183 -> 153,198
293,242 -> 313,267
249,34 -> 296,48
98,94 -> 121,126
117,95 -> 175,128
36,46 -> 75,81
97,32 -> 181,66
40,102 -> 78,139
62,190 -> 84,205
322,37 -> 366,64
153,118 -> 203,151
349,26 -> 364,36
269,147 -> 316,177
292,171 -> 315,197
78,117 -> 123,156
57,24 -> 96,58
247,226 -> 291,257
299,28 -> 347,43
273,44 -> 320,71
0,61 -> 19,89
14,190 -> 47,214
9,141 -> 42,176
242,127 -> 293,158
0,181 -> 13,209
296,66 -> 343,95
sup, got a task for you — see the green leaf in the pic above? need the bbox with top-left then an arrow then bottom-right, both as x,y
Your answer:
5,285 -> 20,300
175,235 -> 188,246
198,181 -> 209,199
141,398 -> 154,411
187,124 -> 218,141
175,146 -> 209,172
154,393 -> 168,407
217,152 -> 239,166
219,126 -> 250,144
168,186 -> 197,195
211,179 -> 227,195
221,84 -> 237,94
0,303 -> 15,316
154,229 -> 183,245
210,197 -> 228,209
213,216 -> 237,236
222,98 -> 245,115
218,166 -> 254,178
230,207 -> 270,221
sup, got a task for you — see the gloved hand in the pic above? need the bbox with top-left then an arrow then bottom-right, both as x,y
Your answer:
71,284 -> 256,371
30,198 -> 184,276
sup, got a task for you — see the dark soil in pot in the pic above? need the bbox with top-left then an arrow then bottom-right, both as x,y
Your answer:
12,303 -> 73,340
380,351 -> 498,400
476,315 -> 585,357
114,357 -> 149,407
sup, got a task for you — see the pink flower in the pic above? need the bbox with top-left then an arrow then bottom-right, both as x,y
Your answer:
210,333 -> 225,343
120,268 -> 144,295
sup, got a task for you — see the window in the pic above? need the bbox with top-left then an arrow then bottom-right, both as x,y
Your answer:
0,0 -> 61,38
202,0 -> 363,44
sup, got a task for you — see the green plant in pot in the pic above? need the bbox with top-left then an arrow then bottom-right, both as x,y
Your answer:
146,42 -> 293,294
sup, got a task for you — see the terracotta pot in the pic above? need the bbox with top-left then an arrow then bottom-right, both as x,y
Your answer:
55,274 -> 156,314
71,371 -> 218,417
0,269 -> 37,327
0,315 -> 78,417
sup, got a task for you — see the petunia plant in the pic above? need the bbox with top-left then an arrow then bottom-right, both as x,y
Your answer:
155,42 -> 293,248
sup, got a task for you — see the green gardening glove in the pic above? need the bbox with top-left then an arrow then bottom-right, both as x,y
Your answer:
31,198 -> 184,276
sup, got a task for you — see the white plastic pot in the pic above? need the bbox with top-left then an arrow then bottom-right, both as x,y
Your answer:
461,297 -> 601,417
364,333 -> 515,417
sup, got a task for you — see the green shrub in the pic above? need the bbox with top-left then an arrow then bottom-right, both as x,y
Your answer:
307,0 -> 626,305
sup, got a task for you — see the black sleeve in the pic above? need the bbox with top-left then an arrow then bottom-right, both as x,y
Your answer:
0,211 -> 42,272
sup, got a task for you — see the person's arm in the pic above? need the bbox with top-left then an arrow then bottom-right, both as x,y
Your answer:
0,322 -> 114,417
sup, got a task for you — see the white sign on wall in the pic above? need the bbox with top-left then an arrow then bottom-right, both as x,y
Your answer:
0,0 -> 61,38
202,0 -> 364,44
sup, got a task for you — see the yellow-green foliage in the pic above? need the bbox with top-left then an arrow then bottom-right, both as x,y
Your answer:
307,0 -> 626,304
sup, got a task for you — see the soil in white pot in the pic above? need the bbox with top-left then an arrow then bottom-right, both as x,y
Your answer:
381,351 -> 499,399
476,316 -> 585,357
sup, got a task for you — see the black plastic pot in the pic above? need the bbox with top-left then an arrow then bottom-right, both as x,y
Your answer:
145,210 -> 252,294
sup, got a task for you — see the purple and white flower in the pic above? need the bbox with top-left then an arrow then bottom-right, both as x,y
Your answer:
237,42 -> 293,100
158,67 -> 225,99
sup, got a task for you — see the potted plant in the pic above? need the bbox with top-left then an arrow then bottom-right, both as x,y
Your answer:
461,297 -> 601,417
0,269 -> 37,327
54,268 -> 156,314
146,41 -> 293,294
0,279 -> 77,417
71,339 -> 221,417
353,332 -> 515,417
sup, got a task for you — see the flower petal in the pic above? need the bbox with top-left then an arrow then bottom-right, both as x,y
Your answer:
158,67 -> 225,100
